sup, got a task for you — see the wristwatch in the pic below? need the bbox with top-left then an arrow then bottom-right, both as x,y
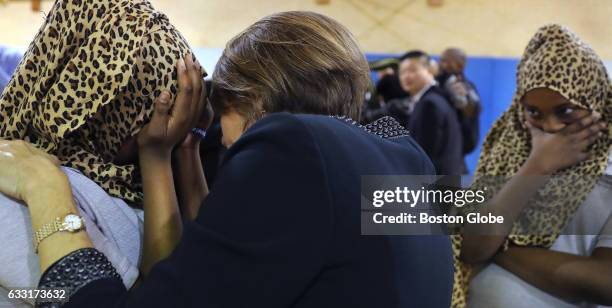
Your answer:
34,214 -> 85,253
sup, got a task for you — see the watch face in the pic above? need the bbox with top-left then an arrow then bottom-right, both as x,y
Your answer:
63,214 -> 83,232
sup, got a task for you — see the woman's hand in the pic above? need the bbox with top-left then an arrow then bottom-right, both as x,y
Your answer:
0,140 -> 91,273
461,112 -> 605,264
137,54 -> 206,159
0,139 -> 63,202
525,113 -> 605,174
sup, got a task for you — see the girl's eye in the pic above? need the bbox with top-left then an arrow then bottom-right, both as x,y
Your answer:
556,106 -> 579,121
558,107 -> 575,116
525,107 -> 540,118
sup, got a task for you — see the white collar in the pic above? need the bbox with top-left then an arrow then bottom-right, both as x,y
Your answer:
411,80 -> 437,102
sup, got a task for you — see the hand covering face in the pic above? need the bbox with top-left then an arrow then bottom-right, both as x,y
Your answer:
450,24 -> 612,307
0,0 -> 198,204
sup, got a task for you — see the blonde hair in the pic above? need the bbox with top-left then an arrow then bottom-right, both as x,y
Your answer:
211,11 -> 369,121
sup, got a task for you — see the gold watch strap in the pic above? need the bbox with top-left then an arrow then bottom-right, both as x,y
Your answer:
34,217 -> 64,253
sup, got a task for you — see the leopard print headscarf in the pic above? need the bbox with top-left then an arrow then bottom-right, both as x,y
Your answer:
451,24 -> 612,307
0,0 -> 196,204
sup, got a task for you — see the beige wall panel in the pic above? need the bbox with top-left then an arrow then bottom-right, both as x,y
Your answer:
1,0 -> 611,58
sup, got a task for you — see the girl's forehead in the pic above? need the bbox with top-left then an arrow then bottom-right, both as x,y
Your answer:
521,88 -> 586,111
522,88 -> 567,102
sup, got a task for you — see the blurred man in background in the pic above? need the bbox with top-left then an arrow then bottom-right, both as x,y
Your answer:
372,58 -> 408,103
361,58 -> 408,123
397,50 -> 463,175
428,58 -> 440,77
437,47 -> 481,173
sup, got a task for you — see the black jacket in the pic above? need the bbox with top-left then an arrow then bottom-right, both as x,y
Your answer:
408,86 -> 464,175
64,113 -> 453,308
436,74 -> 481,155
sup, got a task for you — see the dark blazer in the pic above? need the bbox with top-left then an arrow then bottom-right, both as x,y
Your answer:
436,74 -> 482,156
65,113 -> 453,308
409,86 -> 464,176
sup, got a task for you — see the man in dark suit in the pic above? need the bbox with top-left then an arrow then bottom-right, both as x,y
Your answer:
437,48 -> 482,173
395,50 -> 463,176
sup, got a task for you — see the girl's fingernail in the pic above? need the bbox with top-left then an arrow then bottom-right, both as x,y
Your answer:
159,91 -> 170,102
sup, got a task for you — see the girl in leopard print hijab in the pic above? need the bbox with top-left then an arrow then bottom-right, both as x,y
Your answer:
452,24 -> 612,307
0,1 -> 204,305
0,0 -> 195,204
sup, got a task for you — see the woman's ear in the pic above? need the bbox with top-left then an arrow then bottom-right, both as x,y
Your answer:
242,109 -> 266,132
